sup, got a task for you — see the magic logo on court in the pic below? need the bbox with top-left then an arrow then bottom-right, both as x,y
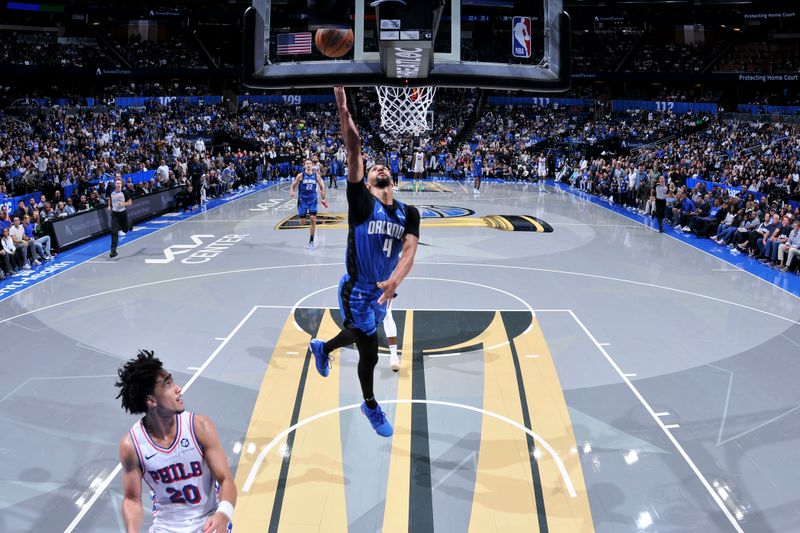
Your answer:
276,205 -> 552,233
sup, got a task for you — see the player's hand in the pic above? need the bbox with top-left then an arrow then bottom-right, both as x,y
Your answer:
290,190 -> 296,197
376,278 -> 398,305
202,512 -> 229,533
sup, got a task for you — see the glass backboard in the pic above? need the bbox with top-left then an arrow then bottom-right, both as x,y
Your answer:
243,0 -> 570,92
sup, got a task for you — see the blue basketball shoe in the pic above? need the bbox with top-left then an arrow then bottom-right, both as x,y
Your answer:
309,339 -> 332,377
361,401 -> 393,437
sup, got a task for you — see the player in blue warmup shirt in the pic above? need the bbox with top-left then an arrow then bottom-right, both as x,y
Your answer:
290,159 -> 327,249
309,87 -> 420,437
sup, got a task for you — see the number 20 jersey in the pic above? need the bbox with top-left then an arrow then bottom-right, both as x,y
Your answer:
129,412 -> 219,530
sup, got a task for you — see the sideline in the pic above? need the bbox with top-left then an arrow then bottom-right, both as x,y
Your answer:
551,180 -> 800,299
0,182 -> 280,302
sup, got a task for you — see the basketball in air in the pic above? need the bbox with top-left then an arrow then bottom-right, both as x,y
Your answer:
315,28 -> 354,58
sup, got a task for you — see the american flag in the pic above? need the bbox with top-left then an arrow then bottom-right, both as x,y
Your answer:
277,32 -> 312,55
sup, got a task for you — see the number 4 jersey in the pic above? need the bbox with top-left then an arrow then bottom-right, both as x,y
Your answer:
130,412 -> 222,532
346,180 -> 420,284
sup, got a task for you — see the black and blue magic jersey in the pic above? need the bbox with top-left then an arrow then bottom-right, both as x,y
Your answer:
346,180 -> 420,284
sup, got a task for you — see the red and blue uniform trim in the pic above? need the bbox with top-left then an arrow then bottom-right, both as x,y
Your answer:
190,412 -> 204,457
140,414 -> 182,453
129,429 -> 146,473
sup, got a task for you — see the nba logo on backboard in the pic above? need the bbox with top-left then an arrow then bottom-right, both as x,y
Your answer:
512,16 -> 531,58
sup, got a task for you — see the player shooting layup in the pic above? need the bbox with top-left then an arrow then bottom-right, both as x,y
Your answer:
309,87 -> 420,437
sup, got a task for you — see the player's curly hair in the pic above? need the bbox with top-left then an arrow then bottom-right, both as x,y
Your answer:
115,350 -> 164,414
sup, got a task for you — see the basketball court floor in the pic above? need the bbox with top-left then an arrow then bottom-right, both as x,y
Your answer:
1,180 -> 798,532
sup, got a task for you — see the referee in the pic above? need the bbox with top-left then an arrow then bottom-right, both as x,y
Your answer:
655,175 -> 668,233
108,177 -> 132,258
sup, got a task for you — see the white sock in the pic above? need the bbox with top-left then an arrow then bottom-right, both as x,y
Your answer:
383,307 -> 397,338
384,307 -> 399,363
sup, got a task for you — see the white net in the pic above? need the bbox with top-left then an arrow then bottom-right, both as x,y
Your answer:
375,86 -> 436,136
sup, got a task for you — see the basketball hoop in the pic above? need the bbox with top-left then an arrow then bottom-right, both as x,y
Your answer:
375,86 -> 436,136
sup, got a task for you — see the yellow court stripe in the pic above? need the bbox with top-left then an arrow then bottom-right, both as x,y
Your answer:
421,218 -> 492,229
232,312 -> 316,531
278,310 -> 348,532
468,312 -> 541,533
512,316 -> 594,533
520,216 -> 546,233
383,311 -> 413,533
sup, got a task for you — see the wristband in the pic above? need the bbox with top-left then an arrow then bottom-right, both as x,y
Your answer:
216,500 -> 234,521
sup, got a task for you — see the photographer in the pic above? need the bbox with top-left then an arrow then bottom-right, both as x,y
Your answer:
516,163 -> 530,183
174,184 -> 194,212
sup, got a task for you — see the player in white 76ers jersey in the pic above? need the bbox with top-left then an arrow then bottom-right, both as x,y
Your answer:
116,351 -> 237,532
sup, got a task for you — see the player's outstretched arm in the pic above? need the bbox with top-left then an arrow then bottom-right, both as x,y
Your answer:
377,233 -> 419,305
334,87 -> 364,184
195,415 -> 237,533
119,435 -> 144,533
